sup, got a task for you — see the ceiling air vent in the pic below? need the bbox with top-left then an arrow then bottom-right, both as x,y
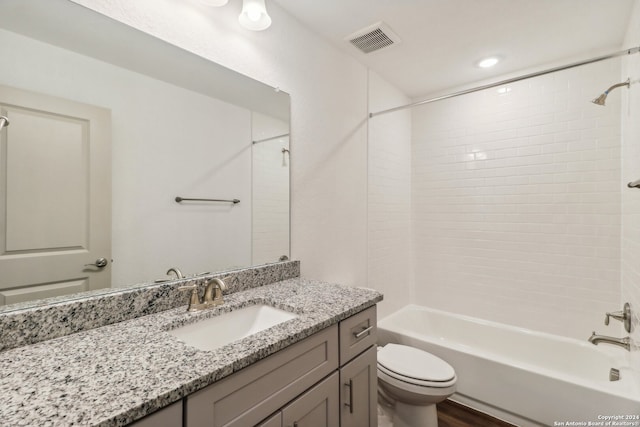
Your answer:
345,22 -> 401,54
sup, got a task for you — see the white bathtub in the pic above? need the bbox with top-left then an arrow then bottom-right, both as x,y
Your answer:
377,305 -> 640,426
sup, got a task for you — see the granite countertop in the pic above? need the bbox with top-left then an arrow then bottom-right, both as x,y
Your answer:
0,278 -> 382,427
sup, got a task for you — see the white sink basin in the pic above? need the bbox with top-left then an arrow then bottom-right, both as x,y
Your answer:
168,304 -> 298,352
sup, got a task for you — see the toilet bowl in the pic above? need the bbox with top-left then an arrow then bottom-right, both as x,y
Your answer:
377,343 -> 457,427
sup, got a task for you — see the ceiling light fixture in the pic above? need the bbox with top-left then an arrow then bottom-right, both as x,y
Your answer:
198,0 -> 229,6
477,57 -> 500,68
239,0 -> 272,31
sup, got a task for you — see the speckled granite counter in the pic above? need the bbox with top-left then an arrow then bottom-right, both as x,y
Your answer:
0,278 -> 382,427
0,261 -> 300,352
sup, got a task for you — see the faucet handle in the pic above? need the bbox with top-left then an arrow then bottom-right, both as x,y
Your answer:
178,284 -> 201,311
604,303 -> 632,333
604,311 -> 623,325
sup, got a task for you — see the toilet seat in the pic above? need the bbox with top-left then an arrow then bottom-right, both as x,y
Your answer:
377,344 -> 456,388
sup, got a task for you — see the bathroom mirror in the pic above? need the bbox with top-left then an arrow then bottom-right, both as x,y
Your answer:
0,0 -> 290,311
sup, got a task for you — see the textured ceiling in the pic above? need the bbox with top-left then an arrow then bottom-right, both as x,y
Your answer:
272,0 -> 637,98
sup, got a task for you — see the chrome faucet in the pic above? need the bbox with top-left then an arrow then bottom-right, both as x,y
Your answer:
588,331 -> 631,351
178,278 -> 227,312
167,268 -> 184,280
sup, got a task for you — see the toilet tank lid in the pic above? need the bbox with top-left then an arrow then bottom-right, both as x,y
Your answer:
378,343 -> 455,382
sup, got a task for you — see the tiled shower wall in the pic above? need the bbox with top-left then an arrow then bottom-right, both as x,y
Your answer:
622,0 -> 640,365
412,59 -> 622,339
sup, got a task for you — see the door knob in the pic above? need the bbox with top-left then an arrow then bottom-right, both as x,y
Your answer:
85,257 -> 108,268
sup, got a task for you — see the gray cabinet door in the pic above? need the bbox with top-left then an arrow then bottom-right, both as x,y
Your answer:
128,401 -> 183,427
257,412 -> 282,427
340,346 -> 377,427
281,372 -> 339,427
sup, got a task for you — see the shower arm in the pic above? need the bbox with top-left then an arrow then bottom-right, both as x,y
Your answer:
603,79 -> 630,94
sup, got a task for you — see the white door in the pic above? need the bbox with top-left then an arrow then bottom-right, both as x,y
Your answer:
0,84 -> 111,306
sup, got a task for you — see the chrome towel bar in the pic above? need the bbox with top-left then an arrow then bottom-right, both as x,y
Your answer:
175,197 -> 240,204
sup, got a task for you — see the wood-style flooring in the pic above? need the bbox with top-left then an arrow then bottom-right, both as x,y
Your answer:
437,400 -> 517,427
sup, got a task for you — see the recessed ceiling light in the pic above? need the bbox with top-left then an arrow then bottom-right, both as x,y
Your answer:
497,87 -> 511,94
477,57 -> 500,68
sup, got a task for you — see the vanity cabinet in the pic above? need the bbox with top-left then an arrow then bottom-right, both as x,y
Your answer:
178,305 -> 378,427
338,306 -> 377,427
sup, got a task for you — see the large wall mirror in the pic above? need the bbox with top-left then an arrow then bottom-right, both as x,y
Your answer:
0,0 -> 290,311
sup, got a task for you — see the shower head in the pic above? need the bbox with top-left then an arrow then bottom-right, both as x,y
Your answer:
591,93 -> 607,106
591,78 -> 630,106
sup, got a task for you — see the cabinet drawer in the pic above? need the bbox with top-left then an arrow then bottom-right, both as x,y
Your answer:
185,324 -> 338,427
339,306 -> 377,364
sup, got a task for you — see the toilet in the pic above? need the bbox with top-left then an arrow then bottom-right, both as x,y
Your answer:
377,343 -> 457,427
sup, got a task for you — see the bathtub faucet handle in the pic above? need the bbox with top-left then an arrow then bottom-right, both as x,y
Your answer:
604,311 -> 622,325
604,302 -> 632,333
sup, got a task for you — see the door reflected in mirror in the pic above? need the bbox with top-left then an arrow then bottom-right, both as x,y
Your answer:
0,0 -> 290,310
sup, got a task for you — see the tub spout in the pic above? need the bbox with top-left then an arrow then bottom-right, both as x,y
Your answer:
588,331 -> 631,351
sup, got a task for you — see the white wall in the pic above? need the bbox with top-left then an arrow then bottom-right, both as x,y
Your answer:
252,112 -> 290,265
0,28 -> 253,286
411,59 -> 623,340
621,0 -> 640,367
65,0 -> 639,349
72,0 -> 370,288
367,71 -> 413,318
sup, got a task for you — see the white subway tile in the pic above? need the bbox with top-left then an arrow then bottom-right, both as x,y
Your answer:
411,59 -> 623,340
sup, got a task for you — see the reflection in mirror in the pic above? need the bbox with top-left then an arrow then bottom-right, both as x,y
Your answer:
252,113 -> 290,265
0,0 -> 290,311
